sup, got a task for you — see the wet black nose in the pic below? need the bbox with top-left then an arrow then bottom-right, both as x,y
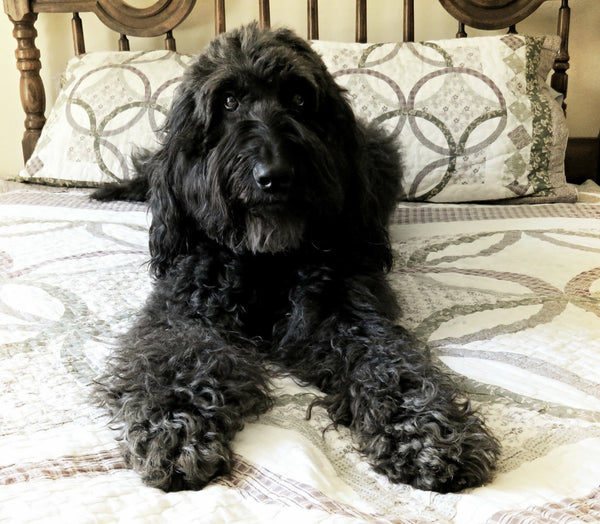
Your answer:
253,162 -> 292,192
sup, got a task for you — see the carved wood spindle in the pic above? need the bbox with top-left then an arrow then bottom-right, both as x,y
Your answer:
356,0 -> 367,43
71,12 -> 86,55
10,12 -> 46,163
551,0 -> 570,113
165,30 -> 176,51
259,0 -> 270,29
215,0 -> 226,34
307,0 -> 318,40
403,0 -> 414,42
119,34 -> 130,51
456,21 -> 467,38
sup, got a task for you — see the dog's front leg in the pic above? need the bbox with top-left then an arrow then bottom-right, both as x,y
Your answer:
277,276 -> 499,493
97,308 -> 272,491
338,325 -> 499,493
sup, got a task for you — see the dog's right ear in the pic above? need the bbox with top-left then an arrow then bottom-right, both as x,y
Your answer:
148,88 -> 200,278
164,85 -> 204,151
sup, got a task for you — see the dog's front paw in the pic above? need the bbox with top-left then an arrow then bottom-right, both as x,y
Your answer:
359,408 -> 500,493
123,419 -> 234,491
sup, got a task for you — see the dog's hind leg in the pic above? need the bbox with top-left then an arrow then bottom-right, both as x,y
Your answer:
96,317 -> 272,491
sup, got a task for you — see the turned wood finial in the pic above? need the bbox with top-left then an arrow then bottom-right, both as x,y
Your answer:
10,12 -> 46,163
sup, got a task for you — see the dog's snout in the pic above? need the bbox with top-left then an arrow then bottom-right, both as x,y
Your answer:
253,162 -> 292,192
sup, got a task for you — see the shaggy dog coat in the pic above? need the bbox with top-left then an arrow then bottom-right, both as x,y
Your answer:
94,23 -> 500,493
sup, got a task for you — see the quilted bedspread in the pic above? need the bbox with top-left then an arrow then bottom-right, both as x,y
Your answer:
1,189 -> 599,523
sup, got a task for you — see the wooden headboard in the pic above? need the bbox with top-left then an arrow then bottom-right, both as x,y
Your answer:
5,0 -> 583,180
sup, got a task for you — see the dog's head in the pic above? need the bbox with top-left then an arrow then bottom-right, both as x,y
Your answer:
147,23 -> 398,276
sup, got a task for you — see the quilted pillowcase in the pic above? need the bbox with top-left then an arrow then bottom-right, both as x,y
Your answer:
19,50 -> 193,186
19,36 -> 574,203
312,35 -> 574,203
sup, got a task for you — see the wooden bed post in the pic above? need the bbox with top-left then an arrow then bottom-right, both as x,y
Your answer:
551,0 -> 570,113
9,12 -> 46,164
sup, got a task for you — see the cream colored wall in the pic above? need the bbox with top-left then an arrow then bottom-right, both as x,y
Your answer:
1,0 -> 599,178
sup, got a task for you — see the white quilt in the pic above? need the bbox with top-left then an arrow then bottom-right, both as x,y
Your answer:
1,189 -> 599,523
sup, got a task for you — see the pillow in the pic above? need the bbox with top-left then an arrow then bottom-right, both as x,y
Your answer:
312,35 -> 574,203
19,36 -> 574,203
18,50 -> 193,186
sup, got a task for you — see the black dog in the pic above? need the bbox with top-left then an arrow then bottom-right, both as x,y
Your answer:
94,23 -> 499,493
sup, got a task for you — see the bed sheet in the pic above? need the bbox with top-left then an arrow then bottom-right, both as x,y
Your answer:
1,189 -> 599,523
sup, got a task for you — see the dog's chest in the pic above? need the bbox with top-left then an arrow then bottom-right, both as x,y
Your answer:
197,253 -> 297,339
238,258 -> 297,338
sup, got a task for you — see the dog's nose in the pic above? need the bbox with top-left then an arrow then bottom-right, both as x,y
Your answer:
253,163 -> 292,192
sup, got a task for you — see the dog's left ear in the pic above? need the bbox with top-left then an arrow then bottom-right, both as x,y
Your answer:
311,71 -> 400,271
310,65 -> 400,270
353,122 -> 401,271
296,41 -> 400,271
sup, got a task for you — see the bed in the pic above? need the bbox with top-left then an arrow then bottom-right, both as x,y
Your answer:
2,0 -> 599,522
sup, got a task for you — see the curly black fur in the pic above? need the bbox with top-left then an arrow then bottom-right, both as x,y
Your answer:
94,23 -> 500,493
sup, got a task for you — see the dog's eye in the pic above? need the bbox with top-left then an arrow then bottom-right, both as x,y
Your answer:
224,95 -> 239,111
291,94 -> 305,108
